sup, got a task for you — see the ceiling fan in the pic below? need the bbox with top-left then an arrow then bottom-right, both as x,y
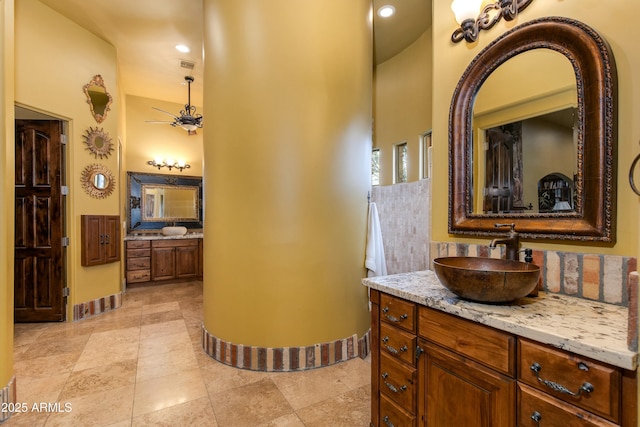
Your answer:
146,75 -> 203,134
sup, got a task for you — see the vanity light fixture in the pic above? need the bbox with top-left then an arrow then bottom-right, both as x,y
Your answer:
377,5 -> 396,18
451,0 -> 534,43
147,158 -> 191,172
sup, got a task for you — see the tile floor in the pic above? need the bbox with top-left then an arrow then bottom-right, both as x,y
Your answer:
6,281 -> 372,426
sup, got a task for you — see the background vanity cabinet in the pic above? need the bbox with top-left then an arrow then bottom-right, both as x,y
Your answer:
369,290 -> 637,427
81,215 -> 120,267
125,240 -> 151,283
151,239 -> 199,281
126,238 -> 202,285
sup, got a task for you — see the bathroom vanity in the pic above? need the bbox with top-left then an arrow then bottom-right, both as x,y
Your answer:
364,271 -> 637,427
124,234 -> 203,285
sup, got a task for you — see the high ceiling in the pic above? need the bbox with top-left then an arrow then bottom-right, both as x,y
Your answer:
36,0 -> 431,107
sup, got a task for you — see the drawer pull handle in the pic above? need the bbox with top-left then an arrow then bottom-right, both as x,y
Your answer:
382,415 -> 396,427
530,363 -> 594,396
381,307 -> 408,323
530,411 -> 542,426
381,372 -> 407,393
381,337 -> 408,355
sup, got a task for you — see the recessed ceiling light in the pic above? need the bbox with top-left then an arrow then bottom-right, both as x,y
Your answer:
175,44 -> 190,53
377,5 -> 396,18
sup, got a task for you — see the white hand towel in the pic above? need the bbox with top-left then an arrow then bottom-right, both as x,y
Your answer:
365,202 -> 387,277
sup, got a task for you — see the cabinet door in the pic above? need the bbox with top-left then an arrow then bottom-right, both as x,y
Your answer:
151,247 -> 175,280
175,244 -> 198,278
81,215 -> 104,266
103,215 -> 121,263
421,340 -> 515,427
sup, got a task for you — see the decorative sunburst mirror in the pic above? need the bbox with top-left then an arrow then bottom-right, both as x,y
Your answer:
81,163 -> 115,199
83,127 -> 114,159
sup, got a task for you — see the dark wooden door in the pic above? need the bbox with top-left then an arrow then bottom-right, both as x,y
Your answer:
484,128 -> 514,213
14,120 -> 65,322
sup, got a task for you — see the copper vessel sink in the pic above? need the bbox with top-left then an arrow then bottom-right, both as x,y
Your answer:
432,257 -> 540,303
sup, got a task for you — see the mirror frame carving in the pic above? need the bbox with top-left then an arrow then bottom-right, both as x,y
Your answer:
449,17 -> 617,242
81,163 -> 115,199
127,171 -> 203,233
83,75 -> 113,124
82,127 -> 114,159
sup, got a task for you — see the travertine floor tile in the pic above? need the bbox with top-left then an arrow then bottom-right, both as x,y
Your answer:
209,378 -> 294,427
10,281 -> 372,427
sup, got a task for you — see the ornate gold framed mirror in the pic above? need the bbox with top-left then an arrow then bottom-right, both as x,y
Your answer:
83,75 -> 113,123
449,17 -> 617,242
81,163 -> 115,199
82,127 -> 114,159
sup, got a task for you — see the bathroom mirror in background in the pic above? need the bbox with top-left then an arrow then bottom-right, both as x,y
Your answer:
127,172 -> 203,232
449,17 -> 617,242
83,75 -> 113,124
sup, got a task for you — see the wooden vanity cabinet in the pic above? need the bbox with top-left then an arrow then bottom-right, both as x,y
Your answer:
81,215 -> 120,266
125,238 -> 202,285
369,290 -> 637,427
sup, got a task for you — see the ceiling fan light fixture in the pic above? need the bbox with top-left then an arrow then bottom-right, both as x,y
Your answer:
181,123 -> 198,132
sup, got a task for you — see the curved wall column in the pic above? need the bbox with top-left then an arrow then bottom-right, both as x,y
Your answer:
201,0 -> 372,350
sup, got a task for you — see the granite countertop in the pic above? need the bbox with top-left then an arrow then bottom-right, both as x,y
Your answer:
124,232 -> 204,241
363,270 -> 637,371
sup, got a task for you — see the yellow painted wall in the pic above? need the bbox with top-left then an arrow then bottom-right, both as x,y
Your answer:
202,0 -> 372,347
15,0 -> 121,310
0,0 -> 15,390
430,1 -> 640,256
125,94 -> 203,177
374,29 -> 432,185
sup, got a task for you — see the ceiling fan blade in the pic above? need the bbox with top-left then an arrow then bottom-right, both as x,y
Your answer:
145,120 -> 173,124
152,107 -> 179,119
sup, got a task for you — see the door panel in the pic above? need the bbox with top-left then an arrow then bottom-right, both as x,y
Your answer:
14,120 -> 65,322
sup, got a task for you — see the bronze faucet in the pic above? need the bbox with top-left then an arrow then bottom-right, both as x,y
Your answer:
489,223 -> 519,261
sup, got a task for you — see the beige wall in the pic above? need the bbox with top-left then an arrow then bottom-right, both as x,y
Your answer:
374,29 -> 432,185
0,0 -> 14,390
14,0 -> 121,308
430,1 -> 640,256
125,94 -> 203,176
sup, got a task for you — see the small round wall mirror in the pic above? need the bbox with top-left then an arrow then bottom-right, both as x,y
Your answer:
81,163 -> 115,199
83,75 -> 113,124
83,127 -> 114,159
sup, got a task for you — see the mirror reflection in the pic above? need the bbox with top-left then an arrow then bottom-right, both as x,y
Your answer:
472,49 -> 578,215
141,185 -> 199,221
92,173 -> 108,190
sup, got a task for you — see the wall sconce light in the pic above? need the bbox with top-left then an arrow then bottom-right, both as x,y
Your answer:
147,157 -> 191,172
451,0 -> 534,43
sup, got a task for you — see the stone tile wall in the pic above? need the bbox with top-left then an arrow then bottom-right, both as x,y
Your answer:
371,179 -> 431,274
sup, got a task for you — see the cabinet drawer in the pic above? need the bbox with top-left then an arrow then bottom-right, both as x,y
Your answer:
127,270 -> 151,283
380,322 -> 417,367
126,240 -> 150,249
419,306 -> 515,377
127,256 -> 150,271
518,383 -> 617,427
380,352 -> 417,412
127,248 -> 150,258
380,293 -> 416,333
152,238 -> 198,248
380,394 -> 416,427
518,339 -> 620,423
